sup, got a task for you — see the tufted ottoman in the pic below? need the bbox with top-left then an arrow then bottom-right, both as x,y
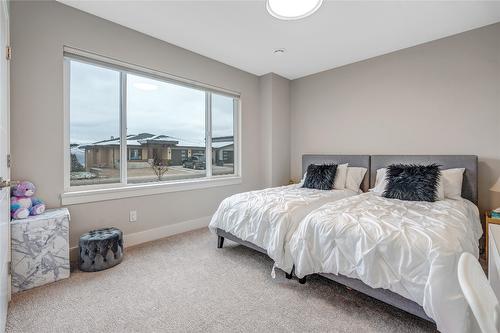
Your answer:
79,227 -> 123,272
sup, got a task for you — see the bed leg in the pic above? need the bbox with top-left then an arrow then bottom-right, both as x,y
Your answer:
298,276 -> 307,284
217,235 -> 225,249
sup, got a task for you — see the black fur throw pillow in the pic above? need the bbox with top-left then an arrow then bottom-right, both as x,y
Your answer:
302,164 -> 338,190
383,164 -> 441,202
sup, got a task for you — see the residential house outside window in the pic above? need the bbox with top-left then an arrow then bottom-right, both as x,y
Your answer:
66,52 -> 240,191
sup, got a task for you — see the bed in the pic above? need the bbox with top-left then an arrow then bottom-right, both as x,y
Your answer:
288,155 -> 481,333
210,154 -> 370,277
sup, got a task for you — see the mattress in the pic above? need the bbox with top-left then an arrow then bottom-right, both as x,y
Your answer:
209,184 -> 359,274
289,191 -> 482,333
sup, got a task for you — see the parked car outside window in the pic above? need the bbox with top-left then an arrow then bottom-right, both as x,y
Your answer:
182,154 -> 206,170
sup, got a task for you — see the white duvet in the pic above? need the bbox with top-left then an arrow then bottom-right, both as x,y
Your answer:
209,184 -> 358,274
289,192 -> 482,333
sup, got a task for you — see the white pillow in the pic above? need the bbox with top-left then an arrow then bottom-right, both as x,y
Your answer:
441,168 -> 465,199
333,163 -> 348,189
298,172 -> 307,186
345,167 -> 367,192
371,168 -> 388,195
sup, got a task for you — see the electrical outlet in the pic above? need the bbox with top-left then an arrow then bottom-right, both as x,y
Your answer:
129,210 -> 137,222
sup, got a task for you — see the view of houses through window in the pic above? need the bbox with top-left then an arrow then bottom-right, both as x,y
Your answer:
68,57 -> 238,188
69,60 -> 121,186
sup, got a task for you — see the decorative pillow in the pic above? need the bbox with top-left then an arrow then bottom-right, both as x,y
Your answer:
333,163 -> 348,189
302,164 -> 338,190
382,164 -> 441,202
345,167 -> 367,192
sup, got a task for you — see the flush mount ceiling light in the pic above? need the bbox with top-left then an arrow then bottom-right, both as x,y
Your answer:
266,0 -> 323,20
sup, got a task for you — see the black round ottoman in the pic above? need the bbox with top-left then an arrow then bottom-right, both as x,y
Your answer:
79,227 -> 123,272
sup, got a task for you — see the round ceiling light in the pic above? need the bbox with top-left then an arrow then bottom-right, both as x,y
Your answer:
266,0 -> 323,20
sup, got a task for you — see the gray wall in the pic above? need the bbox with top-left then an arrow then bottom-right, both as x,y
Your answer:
259,74 -> 273,186
271,74 -> 291,187
260,73 -> 291,187
291,22 -> 500,212
10,1 -> 266,247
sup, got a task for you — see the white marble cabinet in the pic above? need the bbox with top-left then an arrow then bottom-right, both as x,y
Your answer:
10,208 -> 70,293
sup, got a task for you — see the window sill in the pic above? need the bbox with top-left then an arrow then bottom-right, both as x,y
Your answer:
60,176 -> 242,205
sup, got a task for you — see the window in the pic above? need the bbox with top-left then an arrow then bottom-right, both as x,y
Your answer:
129,148 -> 142,161
68,60 -> 121,186
65,51 -> 239,193
212,94 -> 236,176
126,73 -> 206,184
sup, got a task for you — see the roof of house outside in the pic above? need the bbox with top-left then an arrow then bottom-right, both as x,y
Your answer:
80,133 -> 233,149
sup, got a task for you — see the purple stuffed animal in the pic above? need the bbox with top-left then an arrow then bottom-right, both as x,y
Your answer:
10,181 -> 46,219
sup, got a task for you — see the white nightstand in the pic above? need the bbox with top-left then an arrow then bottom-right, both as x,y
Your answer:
488,223 -> 500,299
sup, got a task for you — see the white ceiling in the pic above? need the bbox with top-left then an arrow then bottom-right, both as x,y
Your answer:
58,0 -> 500,80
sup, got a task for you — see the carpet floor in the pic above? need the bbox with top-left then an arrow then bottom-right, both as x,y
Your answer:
6,228 -> 437,333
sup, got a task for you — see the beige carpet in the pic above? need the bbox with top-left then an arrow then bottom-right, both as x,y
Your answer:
6,228 -> 437,333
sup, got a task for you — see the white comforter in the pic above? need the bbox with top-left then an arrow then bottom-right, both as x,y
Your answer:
209,184 -> 358,274
289,192 -> 482,333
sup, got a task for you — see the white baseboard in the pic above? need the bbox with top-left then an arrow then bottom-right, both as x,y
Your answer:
123,215 -> 211,247
70,215 -> 211,262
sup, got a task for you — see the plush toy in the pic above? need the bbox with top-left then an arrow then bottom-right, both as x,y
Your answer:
10,181 -> 46,219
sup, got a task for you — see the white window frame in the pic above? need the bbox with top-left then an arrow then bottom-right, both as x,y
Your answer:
62,47 -> 242,205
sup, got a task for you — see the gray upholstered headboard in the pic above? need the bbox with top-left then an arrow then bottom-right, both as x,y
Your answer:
370,155 -> 478,204
302,155 -> 371,192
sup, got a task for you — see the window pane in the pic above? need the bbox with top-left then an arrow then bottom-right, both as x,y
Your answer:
69,60 -> 121,186
211,94 -> 235,176
126,74 -> 206,184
